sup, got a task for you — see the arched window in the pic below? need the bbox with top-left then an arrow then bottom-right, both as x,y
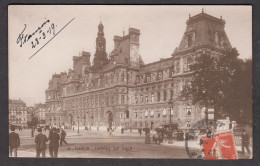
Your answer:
125,110 -> 129,118
145,109 -> 148,117
151,93 -> 155,102
162,107 -> 167,116
186,105 -> 192,115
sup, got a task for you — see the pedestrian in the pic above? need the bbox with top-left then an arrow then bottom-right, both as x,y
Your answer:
121,127 -> 124,134
241,129 -> 251,155
9,125 -> 20,157
60,128 -> 68,146
49,127 -> 60,158
138,128 -> 142,136
35,128 -> 48,158
31,127 -> 34,137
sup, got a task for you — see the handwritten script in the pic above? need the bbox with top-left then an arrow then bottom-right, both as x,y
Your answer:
16,18 -> 75,59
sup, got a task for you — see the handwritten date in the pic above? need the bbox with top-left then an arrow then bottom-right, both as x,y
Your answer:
16,19 -> 56,49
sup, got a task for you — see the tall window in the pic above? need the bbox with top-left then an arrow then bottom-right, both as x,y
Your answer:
125,110 -> 129,118
145,96 -> 149,103
136,76 -> 140,83
147,76 -> 150,83
145,110 -> 148,117
157,92 -> 161,102
186,121 -> 191,127
162,107 -> 167,117
163,91 -> 167,101
139,112 -> 143,119
135,96 -> 138,104
158,72 -> 162,80
121,73 -> 125,82
151,93 -> 154,102
134,112 -> 138,118
152,73 -> 155,82
170,90 -> 173,99
186,105 -> 192,115
150,109 -> 154,117
140,95 -> 144,103
121,95 -> 125,104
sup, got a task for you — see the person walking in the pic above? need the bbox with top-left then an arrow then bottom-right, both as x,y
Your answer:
31,127 -> 34,137
9,126 -> 20,157
49,127 -> 60,158
60,128 -> 68,146
121,127 -> 124,134
138,128 -> 142,136
241,130 -> 251,155
35,128 -> 48,158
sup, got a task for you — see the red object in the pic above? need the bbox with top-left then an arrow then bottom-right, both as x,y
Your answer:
201,130 -> 238,159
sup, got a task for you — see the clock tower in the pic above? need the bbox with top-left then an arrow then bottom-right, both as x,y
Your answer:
93,22 -> 108,69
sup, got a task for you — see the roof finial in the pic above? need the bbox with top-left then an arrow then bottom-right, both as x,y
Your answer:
189,13 -> 191,19
202,8 -> 204,13
220,15 -> 222,20
123,27 -> 125,36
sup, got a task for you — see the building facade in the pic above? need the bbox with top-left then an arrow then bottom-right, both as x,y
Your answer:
34,103 -> 47,125
9,99 -> 28,127
45,11 -> 233,130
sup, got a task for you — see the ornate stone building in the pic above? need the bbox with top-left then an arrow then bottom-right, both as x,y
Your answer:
45,11 -> 233,130
9,99 -> 28,127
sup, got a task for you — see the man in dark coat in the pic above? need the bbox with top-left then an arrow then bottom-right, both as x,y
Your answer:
35,128 -> 48,157
9,126 -> 20,157
241,130 -> 251,155
49,127 -> 60,157
60,128 -> 68,146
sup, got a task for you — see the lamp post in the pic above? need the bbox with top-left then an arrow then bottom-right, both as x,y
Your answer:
168,98 -> 174,144
77,111 -> 80,135
83,114 -> 86,126
59,109 -> 61,128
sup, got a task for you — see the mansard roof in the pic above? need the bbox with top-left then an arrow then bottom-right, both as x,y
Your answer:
139,57 -> 173,74
175,11 -> 232,53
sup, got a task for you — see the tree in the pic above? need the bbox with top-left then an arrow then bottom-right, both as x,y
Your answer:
181,48 -> 251,123
27,116 -> 39,127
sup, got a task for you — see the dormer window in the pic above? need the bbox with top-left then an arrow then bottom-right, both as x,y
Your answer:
215,32 -> 224,46
187,35 -> 192,47
185,32 -> 195,48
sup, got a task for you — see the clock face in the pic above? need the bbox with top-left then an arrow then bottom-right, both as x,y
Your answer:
132,34 -> 138,42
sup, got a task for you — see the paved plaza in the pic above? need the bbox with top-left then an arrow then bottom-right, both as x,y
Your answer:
10,129 -> 251,159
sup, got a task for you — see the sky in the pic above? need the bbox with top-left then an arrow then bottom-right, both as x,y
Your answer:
8,5 -> 252,106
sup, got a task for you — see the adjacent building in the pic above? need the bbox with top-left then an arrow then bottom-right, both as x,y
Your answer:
9,99 -> 28,127
45,11 -> 233,130
34,103 -> 47,125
